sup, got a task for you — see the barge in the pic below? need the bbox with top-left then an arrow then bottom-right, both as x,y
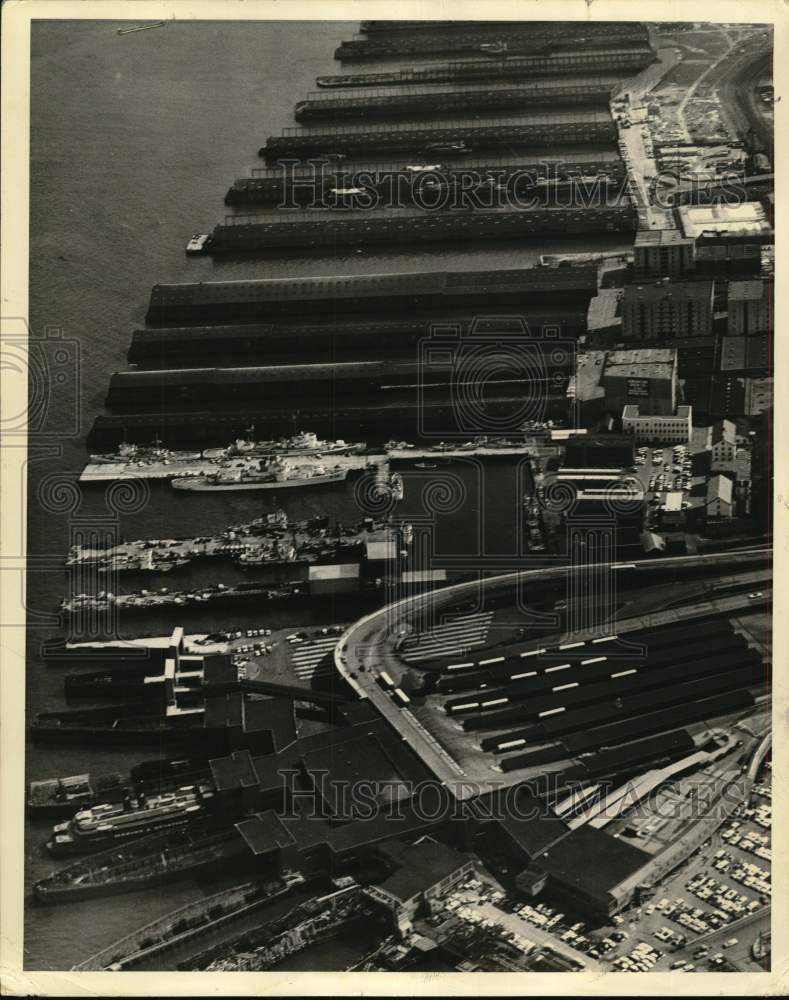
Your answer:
316,47 -> 656,88
192,204 -> 635,255
144,264 -> 599,326
73,875 -> 306,969
27,773 -> 125,819
293,79 -> 618,123
260,110 -> 617,161
34,823 -> 245,902
27,758 -> 210,817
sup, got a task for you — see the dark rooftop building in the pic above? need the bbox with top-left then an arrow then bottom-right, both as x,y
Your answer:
535,824 -> 651,918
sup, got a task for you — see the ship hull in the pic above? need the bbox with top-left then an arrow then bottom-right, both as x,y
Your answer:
172,471 -> 349,492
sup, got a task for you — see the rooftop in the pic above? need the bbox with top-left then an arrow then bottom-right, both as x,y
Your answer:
676,202 -> 773,240
536,824 -> 650,902
634,228 -> 693,247
376,838 -> 471,903
710,418 -> 736,447
728,278 -> 770,302
624,279 -> 714,304
707,474 -> 734,505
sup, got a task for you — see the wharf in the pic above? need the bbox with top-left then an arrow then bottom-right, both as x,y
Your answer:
316,47 -> 656,89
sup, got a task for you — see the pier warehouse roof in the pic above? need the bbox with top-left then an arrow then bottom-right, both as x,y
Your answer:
676,202 -> 773,243
534,824 -> 651,919
145,266 -> 598,325
375,839 -> 474,906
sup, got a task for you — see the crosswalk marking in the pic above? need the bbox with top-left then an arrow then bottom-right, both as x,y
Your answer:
401,613 -> 494,663
288,637 -> 339,679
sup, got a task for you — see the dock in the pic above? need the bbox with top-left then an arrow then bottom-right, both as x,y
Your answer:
316,47 -> 656,89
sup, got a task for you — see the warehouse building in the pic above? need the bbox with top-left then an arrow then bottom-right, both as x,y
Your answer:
727,277 -> 773,336
570,348 -> 679,426
621,403 -> 693,444
633,228 -> 696,279
676,201 -> 773,275
622,279 -> 714,340
706,474 -> 734,518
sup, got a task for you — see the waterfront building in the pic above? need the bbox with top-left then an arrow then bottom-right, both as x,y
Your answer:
622,279 -> 714,340
621,404 -> 692,444
727,277 -> 774,336
633,229 -> 696,279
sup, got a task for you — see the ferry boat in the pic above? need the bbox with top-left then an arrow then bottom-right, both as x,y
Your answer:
201,431 -> 365,461
171,457 -> 349,492
46,784 -> 215,855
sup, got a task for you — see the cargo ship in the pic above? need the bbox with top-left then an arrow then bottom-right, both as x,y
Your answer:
316,47 -> 656,88
47,783 -> 216,856
34,823 -> 246,902
73,874 -> 306,968
66,511 -> 395,574
260,110 -> 617,161
170,457 -> 350,492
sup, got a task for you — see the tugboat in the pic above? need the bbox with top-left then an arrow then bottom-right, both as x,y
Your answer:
171,457 -> 349,492
185,233 -> 210,254
390,473 -> 404,501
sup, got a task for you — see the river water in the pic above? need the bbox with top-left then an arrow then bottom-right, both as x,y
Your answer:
25,19 -> 633,970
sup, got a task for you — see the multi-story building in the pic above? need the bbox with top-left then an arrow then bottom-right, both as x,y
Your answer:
676,201 -> 773,275
621,404 -> 693,444
570,348 -> 678,426
709,419 -> 737,468
727,277 -> 774,336
622,279 -> 714,340
633,229 -> 696,279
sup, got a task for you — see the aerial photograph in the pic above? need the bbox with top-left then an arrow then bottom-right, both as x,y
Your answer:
20,13 -> 773,979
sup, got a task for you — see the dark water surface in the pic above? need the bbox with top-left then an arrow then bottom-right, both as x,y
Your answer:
26,20 -> 630,970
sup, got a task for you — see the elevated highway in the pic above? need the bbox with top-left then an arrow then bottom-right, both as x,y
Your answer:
334,547 -> 771,798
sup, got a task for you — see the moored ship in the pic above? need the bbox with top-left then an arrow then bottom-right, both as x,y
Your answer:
171,457 -> 349,492
201,431 -> 365,460
34,823 -> 245,902
27,773 -> 125,819
47,783 -> 216,855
